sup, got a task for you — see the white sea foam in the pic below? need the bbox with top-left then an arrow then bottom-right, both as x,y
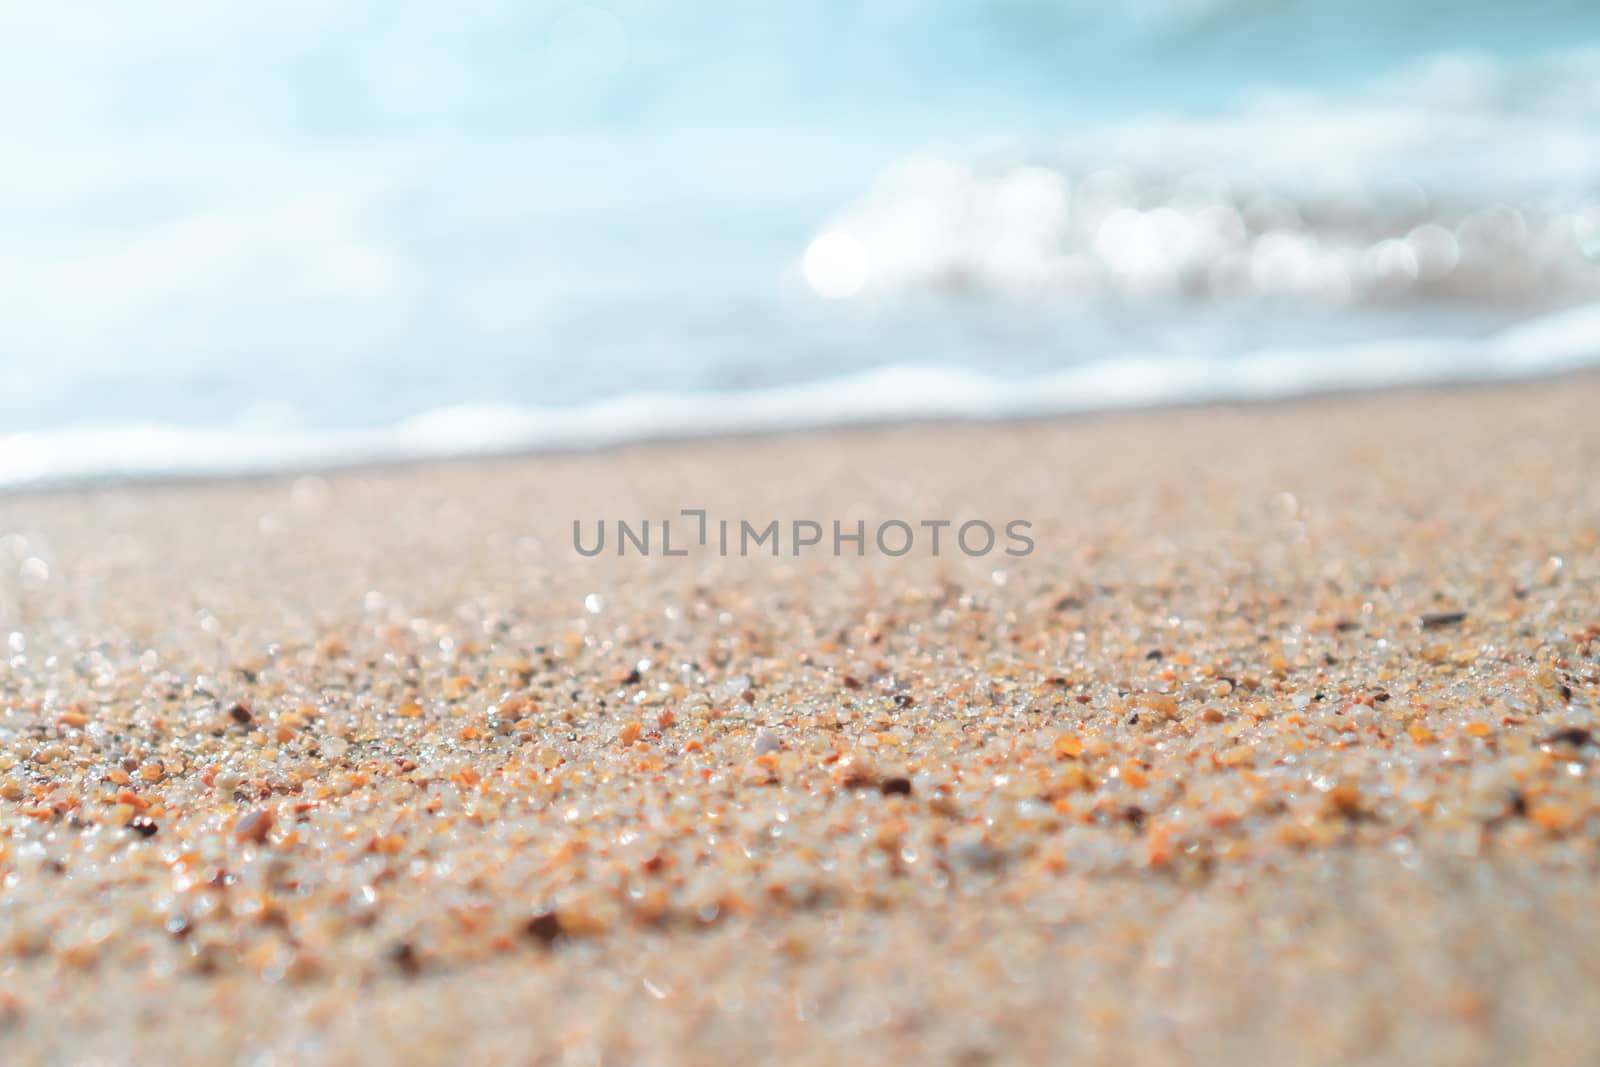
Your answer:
801,48 -> 1600,313
4,302 -> 1597,492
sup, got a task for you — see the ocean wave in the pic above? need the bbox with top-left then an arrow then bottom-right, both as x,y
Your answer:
801,50 -> 1600,309
5,302 -> 1598,493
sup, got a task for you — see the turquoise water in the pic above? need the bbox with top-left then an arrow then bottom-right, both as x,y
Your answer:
2,3 -> 1599,484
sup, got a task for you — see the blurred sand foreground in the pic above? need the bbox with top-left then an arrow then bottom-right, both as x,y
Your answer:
1,378 -> 1598,1065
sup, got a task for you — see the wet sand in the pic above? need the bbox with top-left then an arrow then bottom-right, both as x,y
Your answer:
1,378 -> 1598,1065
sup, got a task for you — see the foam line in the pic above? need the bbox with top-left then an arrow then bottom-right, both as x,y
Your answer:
4,303 -> 1598,492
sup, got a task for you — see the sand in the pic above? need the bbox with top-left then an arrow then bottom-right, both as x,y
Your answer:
1,378 -> 1598,1065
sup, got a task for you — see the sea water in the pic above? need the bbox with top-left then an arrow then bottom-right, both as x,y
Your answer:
2,1 -> 1599,487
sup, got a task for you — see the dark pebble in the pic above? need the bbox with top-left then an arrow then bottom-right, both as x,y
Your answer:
1145,649 -> 1164,661
1419,611 -> 1468,630
228,703 -> 253,725
1540,727 -> 1593,749
129,816 -> 159,838
526,911 -> 564,947
880,776 -> 913,796
389,942 -> 421,975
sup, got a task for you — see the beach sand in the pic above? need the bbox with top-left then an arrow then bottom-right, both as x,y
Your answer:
2,378 -> 1598,1065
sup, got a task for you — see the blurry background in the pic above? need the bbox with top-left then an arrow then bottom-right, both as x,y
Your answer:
3,1 -> 1600,484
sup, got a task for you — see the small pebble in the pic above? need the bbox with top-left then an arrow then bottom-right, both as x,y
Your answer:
1540,728 -> 1593,750
233,808 -> 275,845
525,912 -> 564,947
389,942 -> 421,976
948,838 -> 1005,873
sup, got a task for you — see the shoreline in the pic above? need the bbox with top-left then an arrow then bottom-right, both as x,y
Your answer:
2,375 -> 1598,1063
7,364 -> 1600,501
